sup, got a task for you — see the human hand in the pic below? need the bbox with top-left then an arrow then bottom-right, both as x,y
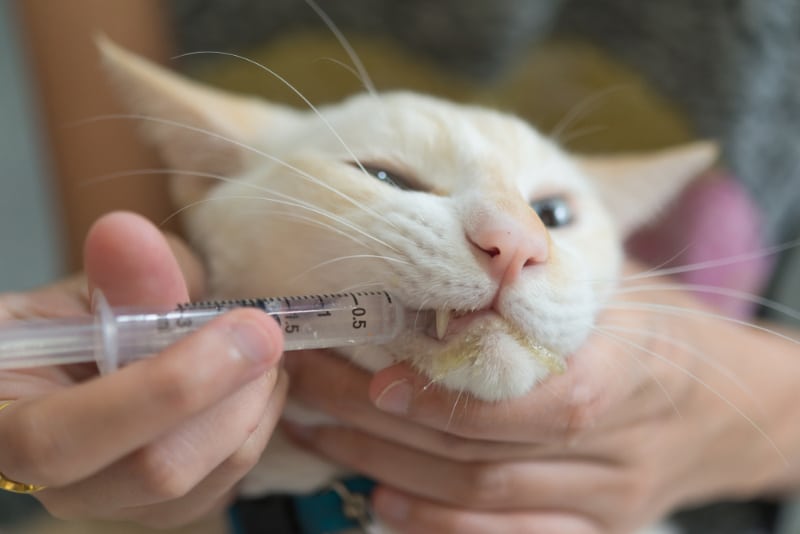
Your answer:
0,212 -> 287,528
284,263 -> 800,533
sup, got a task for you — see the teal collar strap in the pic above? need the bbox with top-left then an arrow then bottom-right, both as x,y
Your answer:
292,477 -> 377,534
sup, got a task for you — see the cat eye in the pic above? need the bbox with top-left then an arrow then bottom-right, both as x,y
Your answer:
530,196 -> 574,228
353,163 -> 415,191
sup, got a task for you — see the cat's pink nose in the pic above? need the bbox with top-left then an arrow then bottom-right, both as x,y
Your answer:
468,215 -> 549,287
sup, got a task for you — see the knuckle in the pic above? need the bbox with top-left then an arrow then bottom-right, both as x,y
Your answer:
436,433 -> 482,462
133,445 -> 195,501
219,379 -> 274,476
561,383 -> 609,439
624,470 -> 657,511
4,406 -> 69,485
458,462 -> 511,508
145,357 -> 206,414
221,440 -> 263,476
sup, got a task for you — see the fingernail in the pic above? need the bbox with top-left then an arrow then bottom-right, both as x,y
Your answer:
374,490 -> 409,523
374,379 -> 412,415
229,321 -> 273,364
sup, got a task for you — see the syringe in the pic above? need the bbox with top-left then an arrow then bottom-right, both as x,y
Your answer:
0,290 -> 434,373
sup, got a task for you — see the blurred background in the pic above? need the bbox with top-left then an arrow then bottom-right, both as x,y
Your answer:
1,0 -> 799,532
0,1 -> 60,292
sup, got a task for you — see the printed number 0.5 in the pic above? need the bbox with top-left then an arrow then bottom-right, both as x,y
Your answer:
352,307 -> 366,329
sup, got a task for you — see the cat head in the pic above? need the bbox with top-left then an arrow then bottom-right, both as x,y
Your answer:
100,38 -> 716,400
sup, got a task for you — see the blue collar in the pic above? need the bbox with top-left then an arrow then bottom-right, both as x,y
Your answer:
292,477 -> 376,534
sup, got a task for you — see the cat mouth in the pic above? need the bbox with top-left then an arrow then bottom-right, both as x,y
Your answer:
425,308 -> 566,375
431,308 -> 496,341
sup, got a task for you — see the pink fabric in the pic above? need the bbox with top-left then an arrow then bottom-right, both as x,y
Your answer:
627,170 -> 773,319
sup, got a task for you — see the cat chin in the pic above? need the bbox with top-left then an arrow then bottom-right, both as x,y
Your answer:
394,317 -> 566,401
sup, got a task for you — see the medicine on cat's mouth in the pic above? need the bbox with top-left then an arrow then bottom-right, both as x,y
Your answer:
426,309 -> 566,375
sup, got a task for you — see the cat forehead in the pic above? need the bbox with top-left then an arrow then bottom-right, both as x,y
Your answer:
320,91 -> 542,149
290,91 -> 587,192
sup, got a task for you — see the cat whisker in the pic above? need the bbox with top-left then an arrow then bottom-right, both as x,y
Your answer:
157,189 -> 398,254
446,388 -> 466,431
288,254 -> 412,285
239,208 -> 372,251
550,85 -> 634,145
595,323 -> 763,412
629,242 -> 696,279
303,0 -> 379,99
590,326 -> 682,418
336,281 -> 386,293
556,124 -> 609,147
79,167 -> 218,188
420,377 -> 438,393
238,196 -> 398,252
312,57 -> 363,82
171,51 -> 396,231
615,282 -> 800,322
87,167 -> 364,236
605,301 -> 800,346
75,113 -> 400,232
592,326 -> 787,464
619,238 -> 800,282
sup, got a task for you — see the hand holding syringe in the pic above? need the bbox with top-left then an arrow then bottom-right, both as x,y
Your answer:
0,289 -> 433,373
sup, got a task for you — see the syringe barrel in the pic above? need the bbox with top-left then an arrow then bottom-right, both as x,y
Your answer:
0,290 -> 419,373
0,318 -> 98,369
109,291 -> 410,370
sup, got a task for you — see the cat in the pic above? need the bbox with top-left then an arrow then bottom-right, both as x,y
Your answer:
98,37 -> 714,530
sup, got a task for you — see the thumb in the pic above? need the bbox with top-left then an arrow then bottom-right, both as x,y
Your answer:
84,211 -> 195,307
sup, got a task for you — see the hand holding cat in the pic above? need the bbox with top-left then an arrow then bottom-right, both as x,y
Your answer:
286,269 -> 800,533
0,212 -> 286,528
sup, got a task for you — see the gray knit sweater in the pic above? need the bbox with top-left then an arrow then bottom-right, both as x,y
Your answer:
169,0 -> 800,245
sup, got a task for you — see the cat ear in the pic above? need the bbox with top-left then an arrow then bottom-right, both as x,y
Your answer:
97,35 -> 300,206
579,141 -> 718,236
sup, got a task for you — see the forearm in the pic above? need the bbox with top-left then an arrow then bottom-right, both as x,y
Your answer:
19,0 -> 176,269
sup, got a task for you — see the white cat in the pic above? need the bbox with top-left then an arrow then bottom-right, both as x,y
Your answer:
99,38 -> 713,530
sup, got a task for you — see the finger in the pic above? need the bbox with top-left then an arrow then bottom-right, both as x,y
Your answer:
285,424 -> 624,515
372,486 -> 599,534
0,273 -> 88,322
117,369 -> 290,529
42,369 -> 289,525
84,211 -> 194,307
40,367 -> 283,516
286,350 -> 546,462
0,308 -> 283,488
162,232 -> 206,300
